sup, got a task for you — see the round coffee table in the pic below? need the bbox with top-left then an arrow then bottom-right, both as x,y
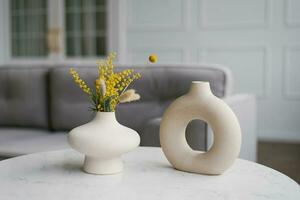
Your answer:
0,147 -> 299,200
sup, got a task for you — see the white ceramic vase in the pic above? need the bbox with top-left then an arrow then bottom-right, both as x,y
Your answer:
68,112 -> 140,175
160,81 -> 241,175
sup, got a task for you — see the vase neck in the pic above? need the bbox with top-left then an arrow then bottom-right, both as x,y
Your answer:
93,112 -> 117,123
188,81 -> 213,97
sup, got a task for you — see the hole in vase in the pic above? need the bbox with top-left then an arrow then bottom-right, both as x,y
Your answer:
185,119 -> 214,152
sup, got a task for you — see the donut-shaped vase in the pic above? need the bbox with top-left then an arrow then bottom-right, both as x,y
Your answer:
160,81 -> 241,175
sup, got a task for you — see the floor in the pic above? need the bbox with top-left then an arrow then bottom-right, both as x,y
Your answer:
257,141 -> 300,184
0,142 -> 299,184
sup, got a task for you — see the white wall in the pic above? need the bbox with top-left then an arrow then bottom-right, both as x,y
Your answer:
0,0 -> 9,64
0,0 -> 6,64
123,0 -> 300,142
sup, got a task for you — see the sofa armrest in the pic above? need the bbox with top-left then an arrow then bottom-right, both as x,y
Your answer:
223,94 -> 257,161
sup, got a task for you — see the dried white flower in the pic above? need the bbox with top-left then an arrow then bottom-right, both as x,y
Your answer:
119,89 -> 140,103
100,79 -> 106,97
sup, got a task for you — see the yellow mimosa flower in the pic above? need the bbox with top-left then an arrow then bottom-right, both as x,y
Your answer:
70,52 -> 141,112
69,68 -> 92,95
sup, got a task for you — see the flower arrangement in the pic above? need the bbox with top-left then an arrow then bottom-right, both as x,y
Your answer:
69,53 -> 141,112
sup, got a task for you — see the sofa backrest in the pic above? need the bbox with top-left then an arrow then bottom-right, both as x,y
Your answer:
0,64 -> 231,131
49,64 -> 231,132
0,66 -> 49,128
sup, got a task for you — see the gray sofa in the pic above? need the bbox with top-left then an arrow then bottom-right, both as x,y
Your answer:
0,64 -> 257,161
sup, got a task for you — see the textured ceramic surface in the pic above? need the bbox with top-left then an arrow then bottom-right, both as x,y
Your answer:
160,81 -> 242,175
0,147 -> 299,200
68,112 -> 140,174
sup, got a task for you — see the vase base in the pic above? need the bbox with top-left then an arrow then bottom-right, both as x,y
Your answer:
83,156 -> 123,175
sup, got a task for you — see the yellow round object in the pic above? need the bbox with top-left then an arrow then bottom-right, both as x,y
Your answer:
149,54 -> 157,63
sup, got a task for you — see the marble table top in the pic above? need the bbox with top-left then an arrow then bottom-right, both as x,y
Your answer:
0,147 -> 299,200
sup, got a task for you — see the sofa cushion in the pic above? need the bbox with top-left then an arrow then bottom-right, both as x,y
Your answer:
116,101 -> 164,133
0,66 -> 49,128
49,67 -> 97,131
49,65 -> 227,131
0,128 -> 69,157
141,118 -> 206,151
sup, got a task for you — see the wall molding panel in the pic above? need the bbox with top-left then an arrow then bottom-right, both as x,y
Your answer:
282,46 -> 300,100
197,46 -> 270,99
285,0 -> 300,27
127,0 -> 188,31
198,0 -> 271,29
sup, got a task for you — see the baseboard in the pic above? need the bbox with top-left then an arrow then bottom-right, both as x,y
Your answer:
258,131 -> 300,143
